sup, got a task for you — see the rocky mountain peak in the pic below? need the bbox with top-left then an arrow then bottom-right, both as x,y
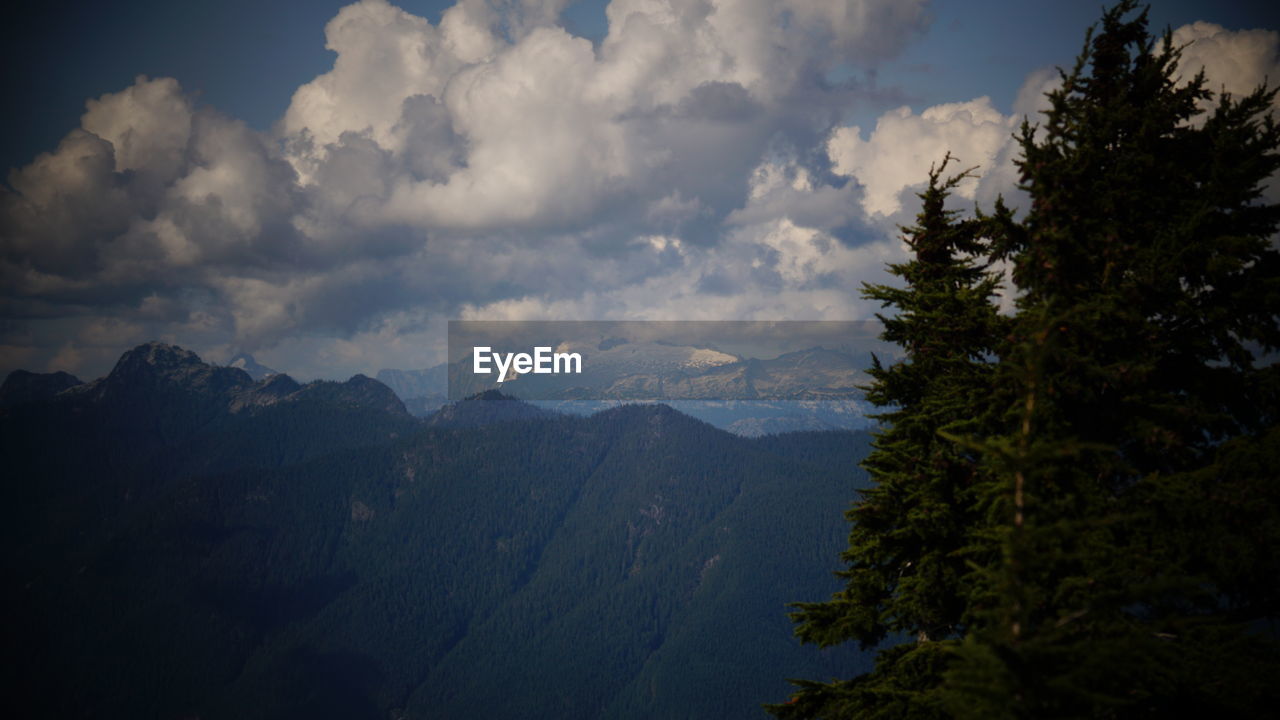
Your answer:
100,342 -> 254,401
115,342 -> 204,371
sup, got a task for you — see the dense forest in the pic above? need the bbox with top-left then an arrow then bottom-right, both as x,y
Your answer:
773,3 -> 1280,718
2,343 -> 873,719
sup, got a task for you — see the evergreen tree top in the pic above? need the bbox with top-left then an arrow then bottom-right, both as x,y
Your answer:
775,2 -> 1280,717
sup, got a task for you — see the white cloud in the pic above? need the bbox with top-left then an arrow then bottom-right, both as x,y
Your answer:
827,97 -> 1016,217
1170,22 -> 1280,107
3,130 -> 130,271
283,0 -> 928,233
81,76 -> 193,182
452,150 -> 906,329
281,0 -> 459,159
819,19 -> 1280,224
20,2 -> 1272,381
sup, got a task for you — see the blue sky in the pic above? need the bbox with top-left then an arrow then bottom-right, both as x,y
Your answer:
2,0 -> 1278,379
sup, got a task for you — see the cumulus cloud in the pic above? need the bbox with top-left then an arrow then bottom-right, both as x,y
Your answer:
282,0 -> 928,233
451,149 -> 902,327
281,0 -> 462,164
821,21 -> 1280,224
1170,22 -> 1280,105
826,97 -> 1016,217
82,77 -> 193,188
3,0 -> 937,379
808,20 -> 1280,315
3,2 -> 1274,381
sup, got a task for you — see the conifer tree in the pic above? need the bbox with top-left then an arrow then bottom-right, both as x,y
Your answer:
769,156 -> 1004,719
776,2 -> 1280,717
942,2 -> 1280,712
942,2 -> 1280,716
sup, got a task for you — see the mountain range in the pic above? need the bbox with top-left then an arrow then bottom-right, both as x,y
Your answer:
375,340 -> 877,434
2,343 -> 875,719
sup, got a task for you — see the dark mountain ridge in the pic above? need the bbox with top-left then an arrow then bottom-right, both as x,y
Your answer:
424,388 -> 560,428
0,368 -> 82,407
4,343 -> 874,720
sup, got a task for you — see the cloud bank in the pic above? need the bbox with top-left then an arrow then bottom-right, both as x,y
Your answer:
1,0 -> 1274,379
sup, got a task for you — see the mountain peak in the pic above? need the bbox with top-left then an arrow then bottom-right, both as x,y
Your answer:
591,402 -> 717,439
294,374 -> 410,416
229,372 -> 302,412
426,390 -> 556,428
101,342 -> 254,401
115,342 -> 203,372
227,352 -> 278,381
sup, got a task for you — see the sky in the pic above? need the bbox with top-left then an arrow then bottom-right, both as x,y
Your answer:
2,0 -> 1278,381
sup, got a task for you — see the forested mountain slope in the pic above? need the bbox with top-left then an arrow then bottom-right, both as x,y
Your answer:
3,343 -> 873,719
